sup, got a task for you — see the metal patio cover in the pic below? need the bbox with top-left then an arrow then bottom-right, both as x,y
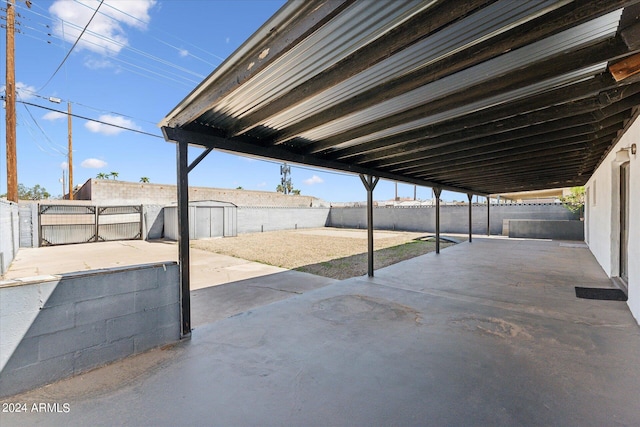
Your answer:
160,0 -> 640,196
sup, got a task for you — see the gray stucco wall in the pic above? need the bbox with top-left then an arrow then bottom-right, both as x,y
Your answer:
508,220 -> 584,240
0,263 -> 180,397
327,204 -> 578,235
0,200 -> 19,275
143,204 -> 165,240
237,207 -> 330,234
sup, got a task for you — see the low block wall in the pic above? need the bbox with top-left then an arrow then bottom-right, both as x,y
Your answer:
327,204 -> 577,235
0,262 -> 180,397
508,220 -> 584,240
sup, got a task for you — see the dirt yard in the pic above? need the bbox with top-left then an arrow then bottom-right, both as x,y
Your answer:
191,228 -> 458,279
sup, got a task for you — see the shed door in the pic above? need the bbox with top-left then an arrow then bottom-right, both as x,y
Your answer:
211,208 -> 224,237
195,207 -> 211,239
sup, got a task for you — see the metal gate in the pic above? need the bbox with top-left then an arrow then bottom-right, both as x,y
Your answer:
39,205 -> 143,246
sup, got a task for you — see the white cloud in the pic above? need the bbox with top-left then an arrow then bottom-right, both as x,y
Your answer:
257,182 -> 266,187
304,175 -> 324,185
60,161 -> 68,170
81,158 -> 107,168
43,111 -> 67,121
84,57 -> 115,69
85,114 -> 140,135
225,37 -> 230,44
178,48 -> 189,57
49,0 -> 157,56
2,82 -> 37,100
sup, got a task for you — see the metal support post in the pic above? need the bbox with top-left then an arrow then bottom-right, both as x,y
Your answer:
467,193 -> 473,242
359,174 -> 379,277
434,187 -> 442,254
177,139 -> 191,337
487,196 -> 491,236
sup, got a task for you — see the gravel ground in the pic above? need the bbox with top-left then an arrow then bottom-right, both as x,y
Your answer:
191,228 -> 458,279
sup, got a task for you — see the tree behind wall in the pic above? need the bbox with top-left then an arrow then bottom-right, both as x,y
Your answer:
1,183 -> 51,200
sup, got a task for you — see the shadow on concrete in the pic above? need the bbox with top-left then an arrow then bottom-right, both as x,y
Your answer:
190,269 -> 336,327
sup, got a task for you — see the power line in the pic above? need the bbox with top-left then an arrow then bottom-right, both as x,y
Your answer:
38,0 -> 105,91
21,1 -> 208,80
13,87 -> 160,127
15,100 -> 163,139
20,103 -> 68,156
85,0 -> 225,64
14,2 -> 211,90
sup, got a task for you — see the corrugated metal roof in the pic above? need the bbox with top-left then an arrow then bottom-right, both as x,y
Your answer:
161,0 -> 640,196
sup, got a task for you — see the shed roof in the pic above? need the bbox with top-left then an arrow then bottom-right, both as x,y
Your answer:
161,0 -> 640,196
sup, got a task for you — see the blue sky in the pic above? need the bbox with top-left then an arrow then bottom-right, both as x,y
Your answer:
1,0 -> 465,203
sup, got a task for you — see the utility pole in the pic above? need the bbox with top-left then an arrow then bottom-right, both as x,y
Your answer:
5,0 -> 17,202
67,101 -> 73,200
61,169 -> 66,199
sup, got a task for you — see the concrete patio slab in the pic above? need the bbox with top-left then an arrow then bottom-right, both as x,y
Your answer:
1,238 -> 638,426
2,240 -> 288,291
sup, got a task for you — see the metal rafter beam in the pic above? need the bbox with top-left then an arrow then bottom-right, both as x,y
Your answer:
304,72 -> 629,156
300,37 -> 637,153
376,115 -> 627,173
269,0 -> 640,147
228,0 -> 495,138
163,0 -> 354,129
338,92 -> 640,164
161,126 -> 485,196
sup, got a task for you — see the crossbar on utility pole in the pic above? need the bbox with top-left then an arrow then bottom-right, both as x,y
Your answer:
359,174 -> 379,277
5,0 -> 17,202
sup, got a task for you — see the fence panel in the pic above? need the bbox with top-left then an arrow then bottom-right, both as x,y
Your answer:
39,205 -> 142,246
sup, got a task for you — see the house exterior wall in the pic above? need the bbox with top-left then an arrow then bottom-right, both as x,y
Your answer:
585,115 -> 639,324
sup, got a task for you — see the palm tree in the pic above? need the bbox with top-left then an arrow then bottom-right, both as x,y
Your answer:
96,172 -> 108,179
110,171 -> 119,180
140,177 -> 150,183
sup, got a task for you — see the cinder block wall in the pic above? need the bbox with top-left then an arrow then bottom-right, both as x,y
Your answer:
0,200 -> 19,274
80,179 -> 328,208
236,207 -> 331,233
0,263 -> 180,397
508,220 -> 584,240
328,204 -> 578,235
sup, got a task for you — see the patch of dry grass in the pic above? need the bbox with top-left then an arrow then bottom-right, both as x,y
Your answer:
191,228 -> 460,279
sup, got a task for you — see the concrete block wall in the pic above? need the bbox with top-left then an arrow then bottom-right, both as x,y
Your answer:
0,200 -> 19,275
78,179 -> 328,208
328,204 -> 578,235
0,263 -> 180,397
508,220 -> 584,240
237,207 -> 330,234
18,203 -> 38,248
